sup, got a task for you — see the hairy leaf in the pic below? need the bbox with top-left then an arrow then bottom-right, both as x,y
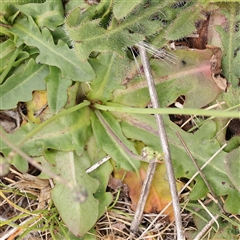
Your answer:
10,16 -> 95,81
0,59 -> 48,110
215,3 -> 240,87
45,66 -> 72,113
87,53 -> 127,103
113,0 -> 143,20
65,1 -> 173,61
166,4 -> 206,40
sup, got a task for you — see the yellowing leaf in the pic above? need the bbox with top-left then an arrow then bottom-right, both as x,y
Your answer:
26,90 -> 48,123
115,162 -> 183,221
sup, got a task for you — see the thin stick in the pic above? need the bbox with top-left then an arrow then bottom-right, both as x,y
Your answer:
135,42 -> 184,239
86,155 -> 111,173
130,159 -> 157,235
139,143 -> 227,238
0,130 -> 70,189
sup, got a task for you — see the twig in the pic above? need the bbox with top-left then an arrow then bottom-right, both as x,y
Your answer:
139,143 -> 227,238
132,42 -> 184,239
0,130 -> 71,189
86,155 -> 111,173
130,159 -> 158,235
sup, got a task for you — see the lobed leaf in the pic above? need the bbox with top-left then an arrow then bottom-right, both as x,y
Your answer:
10,16 -> 95,81
65,1 -> 173,61
0,0 -> 45,23
113,0 -> 143,20
166,4 -> 206,40
0,39 -> 15,74
16,0 -> 64,31
0,59 -> 48,110
113,48 -> 223,108
0,106 -> 91,169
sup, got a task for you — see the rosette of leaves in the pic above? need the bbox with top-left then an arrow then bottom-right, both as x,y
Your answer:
0,0 -> 240,238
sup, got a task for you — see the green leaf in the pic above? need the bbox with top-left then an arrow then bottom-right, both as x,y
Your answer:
65,82 -> 80,109
87,53 -> 126,103
0,106 -> 91,165
113,0 -> 143,20
224,148 -> 240,193
0,59 -> 48,110
10,16 -> 95,81
11,154 -> 29,173
215,3 -> 240,87
0,39 -> 15,73
113,49 -> 223,108
0,0 -> 45,23
91,110 -> 141,172
45,66 -> 72,113
75,138 -> 113,218
166,4 -> 206,40
50,151 -> 99,236
16,0 -> 64,30
65,1 -> 173,61
65,0 -> 91,14
110,110 -> 240,214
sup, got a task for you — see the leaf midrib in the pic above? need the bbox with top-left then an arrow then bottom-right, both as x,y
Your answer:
14,17 -> 81,71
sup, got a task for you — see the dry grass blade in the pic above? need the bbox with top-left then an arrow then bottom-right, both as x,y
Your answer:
0,168 -> 52,239
95,192 -> 177,239
176,131 -> 224,211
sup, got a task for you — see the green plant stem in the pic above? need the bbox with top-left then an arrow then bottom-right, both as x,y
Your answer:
17,100 -> 90,147
0,45 -> 23,84
0,24 -> 12,37
93,102 -> 240,118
